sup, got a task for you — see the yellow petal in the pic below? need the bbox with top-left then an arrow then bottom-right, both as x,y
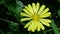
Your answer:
40,12 -> 51,17
40,19 -> 50,27
40,8 -> 49,15
23,9 -> 32,16
25,5 -> 33,14
31,28 -> 35,32
20,18 -> 32,21
24,21 -> 32,28
28,22 -> 34,31
38,22 -> 45,30
32,3 -> 36,13
31,21 -> 37,32
30,21 -> 35,32
36,2 -> 40,13
37,22 -> 41,31
40,19 -> 51,24
28,4 -> 33,14
38,5 -> 45,14
21,12 -> 31,17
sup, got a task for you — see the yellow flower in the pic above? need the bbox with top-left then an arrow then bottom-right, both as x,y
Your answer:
20,3 -> 51,32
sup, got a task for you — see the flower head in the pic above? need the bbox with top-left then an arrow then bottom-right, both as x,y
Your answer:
20,3 -> 51,32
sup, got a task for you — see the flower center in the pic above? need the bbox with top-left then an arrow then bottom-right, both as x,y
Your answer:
32,13 -> 39,21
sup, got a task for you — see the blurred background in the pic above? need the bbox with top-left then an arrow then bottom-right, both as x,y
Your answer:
0,0 -> 60,34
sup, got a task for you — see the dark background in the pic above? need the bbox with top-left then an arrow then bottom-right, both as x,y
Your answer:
0,0 -> 60,34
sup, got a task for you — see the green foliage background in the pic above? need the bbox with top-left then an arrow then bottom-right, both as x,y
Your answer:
0,0 -> 60,34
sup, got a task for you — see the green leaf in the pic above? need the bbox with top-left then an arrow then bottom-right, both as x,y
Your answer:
7,1 -> 24,21
0,0 -> 5,5
57,10 -> 60,18
9,21 -> 19,31
29,32 -> 31,34
0,30 -> 4,34
16,1 -> 24,7
7,31 -> 13,34
16,1 -> 24,14
51,20 -> 60,34
50,32 -> 52,34
7,5 -> 16,13
58,0 -> 60,3
7,1 -> 24,14
43,31 -> 46,34
16,6 -> 23,14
